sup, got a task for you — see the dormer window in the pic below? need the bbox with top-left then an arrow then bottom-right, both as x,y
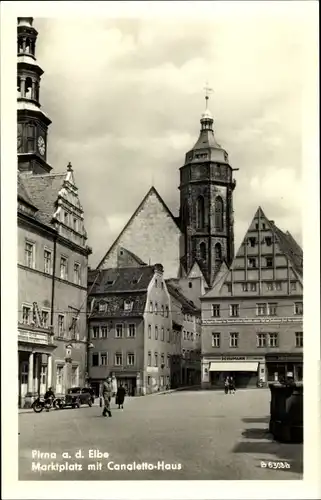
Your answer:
124,300 -> 133,312
106,280 -> 115,286
248,237 -> 256,247
248,257 -> 257,268
265,236 -> 272,246
98,302 -> 106,312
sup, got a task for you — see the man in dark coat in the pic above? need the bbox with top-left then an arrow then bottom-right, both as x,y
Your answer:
116,383 -> 126,410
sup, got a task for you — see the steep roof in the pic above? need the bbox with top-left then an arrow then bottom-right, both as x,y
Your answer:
119,247 -> 147,266
166,280 -> 200,314
17,172 -> 35,207
88,266 -> 155,294
89,294 -> 147,319
21,172 -> 65,217
269,221 -> 303,278
97,186 -> 181,269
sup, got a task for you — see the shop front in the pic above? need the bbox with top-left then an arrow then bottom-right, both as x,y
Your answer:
265,354 -> 303,383
202,355 -> 266,389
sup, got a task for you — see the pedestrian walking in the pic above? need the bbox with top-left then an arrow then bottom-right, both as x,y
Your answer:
229,376 -> 236,394
101,376 -> 113,417
116,383 -> 126,410
224,377 -> 229,395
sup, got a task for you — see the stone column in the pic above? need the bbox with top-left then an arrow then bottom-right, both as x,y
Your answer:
20,77 -> 26,98
47,354 -> 52,389
34,353 -> 39,394
27,352 -> 34,393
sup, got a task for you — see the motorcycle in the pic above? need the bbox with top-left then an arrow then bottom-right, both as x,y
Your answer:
32,396 -> 65,413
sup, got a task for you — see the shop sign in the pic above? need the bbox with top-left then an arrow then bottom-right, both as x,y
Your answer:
266,355 -> 303,362
220,356 -> 264,362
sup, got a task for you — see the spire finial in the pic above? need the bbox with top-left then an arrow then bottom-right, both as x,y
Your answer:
204,82 -> 213,110
67,162 -> 73,172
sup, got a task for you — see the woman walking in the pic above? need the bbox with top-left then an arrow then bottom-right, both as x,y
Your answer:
116,383 -> 126,410
224,377 -> 229,395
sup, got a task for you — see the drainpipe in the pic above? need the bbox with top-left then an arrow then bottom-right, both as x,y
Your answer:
50,235 -> 57,327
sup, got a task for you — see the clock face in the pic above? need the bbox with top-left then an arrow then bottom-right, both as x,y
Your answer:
37,135 -> 46,156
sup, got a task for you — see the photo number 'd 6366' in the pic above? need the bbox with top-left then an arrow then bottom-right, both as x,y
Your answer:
260,461 -> 290,469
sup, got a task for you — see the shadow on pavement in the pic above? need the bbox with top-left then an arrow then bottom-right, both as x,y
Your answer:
241,428 -> 272,440
233,441 -> 303,475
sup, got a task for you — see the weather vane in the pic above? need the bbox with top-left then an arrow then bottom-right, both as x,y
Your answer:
204,82 -> 213,109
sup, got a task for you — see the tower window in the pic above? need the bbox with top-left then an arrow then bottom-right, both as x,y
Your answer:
196,196 -> 205,229
200,242 -> 206,260
27,123 -> 35,152
25,77 -> 33,99
215,197 -> 224,231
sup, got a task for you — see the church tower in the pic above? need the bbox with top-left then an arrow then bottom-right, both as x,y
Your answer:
179,90 -> 237,286
17,17 -> 52,174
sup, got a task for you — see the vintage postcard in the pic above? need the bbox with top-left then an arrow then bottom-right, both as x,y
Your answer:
1,1 -> 320,499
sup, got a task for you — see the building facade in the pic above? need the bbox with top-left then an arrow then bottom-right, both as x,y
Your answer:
87,261 -> 179,396
17,18 -> 91,407
201,207 -> 303,389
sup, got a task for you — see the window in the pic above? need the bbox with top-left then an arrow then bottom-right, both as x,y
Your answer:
229,332 -> 239,348
40,365 -> 46,385
200,242 -> 206,260
269,333 -> 278,347
212,333 -> 220,348
127,353 -> 135,366
183,330 -> 187,340
197,195 -> 205,229
25,241 -> 35,268
161,281 -> 164,289
60,257 -> 68,280
98,301 -> 106,312
161,354 -> 165,366
155,303 -> 158,315
149,301 -> 153,313
248,257 -> 256,268
265,236 -> 272,246
154,352 -> 158,367
167,355 -> 170,368
64,211 -> 69,225
229,304 -> 239,317
257,333 -> 267,347
257,304 -> 267,316
167,329 -> 170,342
295,332 -> 303,347
92,326 -> 99,339
242,283 -> 248,292
44,249 -> 52,274
128,324 -> 136,338
22,305 -> 31,324
26,123 -> 35,152
100,353 -> 108,365
191,333 -> 194,341
215,243 -> 222,262
41,310 -> 49,328
226,283 -> 232,293
262,223 -> 266,229
268,303 -> 277,316
115,324 -> 123,338
101,326 -> 108,338
189,281 -> 193,289
215,196 -> 223,231
124,300 -> 133,312
248,237 -> 256,247
161,305 -> 164,316
276,282 -> 282,291
92,353 -> 99,366
155,326 -> 158,340
255,223 -> 259,229
74,263 -> 81,285
266,282 -> 274,291
250,282 -> 257,292
266,257 -> 273,268
115,352 -> 123,366
211,304 -> 220,317
294,302 -> 303,315
58,315 -> 65,336
165,306 -> 169,318
70,316 -> 78,339
148,324 -> 151,339
73,217 -> 78,231
161,327 -> 165,341
291,282 -> 297,291
148,351 -> 151,366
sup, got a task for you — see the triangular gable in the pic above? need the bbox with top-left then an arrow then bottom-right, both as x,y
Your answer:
97,186 -> 182,277
187,261 -> 206,281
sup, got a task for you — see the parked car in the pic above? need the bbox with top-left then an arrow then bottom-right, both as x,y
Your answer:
64,387 -> 94,408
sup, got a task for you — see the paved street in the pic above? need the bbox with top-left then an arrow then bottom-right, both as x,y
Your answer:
19,389 -> 303,480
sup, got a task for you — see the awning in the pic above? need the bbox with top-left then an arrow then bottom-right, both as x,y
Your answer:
209,362 -> 259,372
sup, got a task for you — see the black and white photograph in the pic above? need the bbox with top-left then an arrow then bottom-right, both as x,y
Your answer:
1,0 -> 320,499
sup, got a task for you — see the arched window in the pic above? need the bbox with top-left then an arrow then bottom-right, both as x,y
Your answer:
17,76 -> 21,98
25,77 -> 33,99
215,243 -> 222,261
215,197 -> 224,231
196,196 -> 205,229
183,201 -> 189,226
200,242 -> 206,260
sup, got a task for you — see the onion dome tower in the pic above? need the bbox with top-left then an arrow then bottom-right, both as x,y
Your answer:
17,17 -> 52,174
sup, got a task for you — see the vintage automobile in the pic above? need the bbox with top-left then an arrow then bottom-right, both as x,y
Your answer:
64,387 -> 94,408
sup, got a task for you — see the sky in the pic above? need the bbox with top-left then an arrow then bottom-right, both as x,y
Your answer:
33,4 -> 309,267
